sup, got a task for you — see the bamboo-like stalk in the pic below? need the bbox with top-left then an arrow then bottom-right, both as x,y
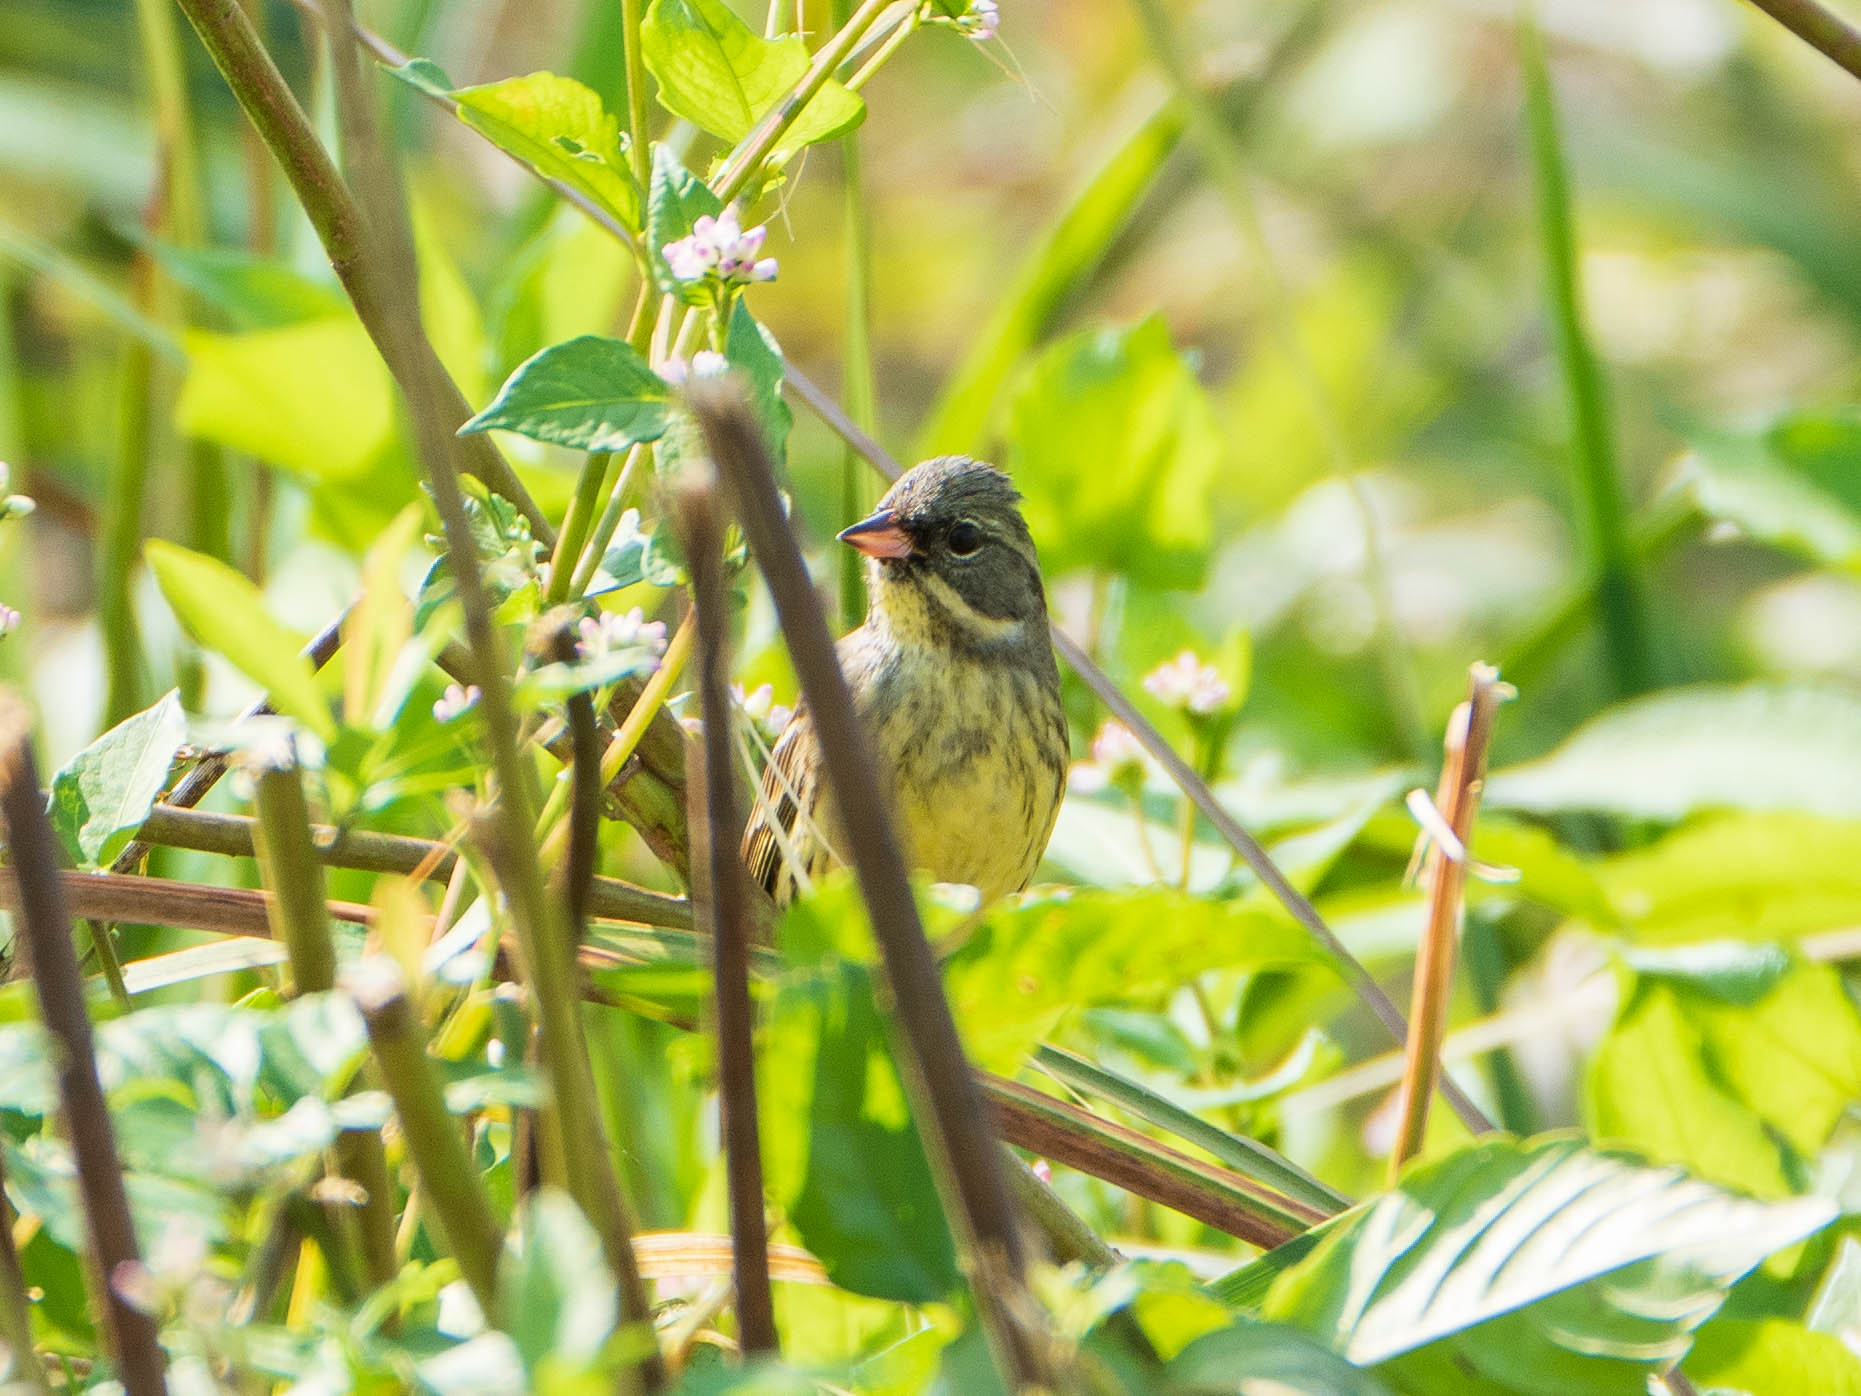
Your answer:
554,624 -> 603,938
546,453 -> 612,607
351,962 -> 503,1315
787,360 -> 1497,1138
1387,664 -> 1507,1179
250,760 -> 338,993
689,383 -> 1052,1389
675,472 -> 777,1357
0,697 -> 168,1396
0,868 -> 373,939
834,0 -> 878,635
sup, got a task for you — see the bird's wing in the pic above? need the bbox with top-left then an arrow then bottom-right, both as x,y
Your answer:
740,702 -> 825,902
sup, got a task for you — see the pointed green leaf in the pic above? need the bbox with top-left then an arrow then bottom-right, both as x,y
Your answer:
451,71 -> 641,231
461,334 -> 672,452
1689,1318 -> 1861,1396
641,0 -> 864,152
646,143 -> 725,304
48,689 -> 186,869
145,540 -> 336,741
499,1189 -> 619,1376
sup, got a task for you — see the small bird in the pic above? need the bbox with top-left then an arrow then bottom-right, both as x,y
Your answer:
742,456 -> 1069,907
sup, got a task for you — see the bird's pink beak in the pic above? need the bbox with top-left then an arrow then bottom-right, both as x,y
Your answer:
837,508 -> 913,560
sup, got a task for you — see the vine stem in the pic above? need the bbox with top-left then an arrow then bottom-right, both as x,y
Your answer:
1743,0 -> 1861,80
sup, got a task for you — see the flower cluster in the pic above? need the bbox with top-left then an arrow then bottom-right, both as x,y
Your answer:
957,0 -> 999,40
577,606 -> 669,663
660,350 -> 729,385
734,681 -> 794,744
1143,650 -> 1232,716
433,683 -> 481,723
0,463 -> 32,641
662,208 -> 778,287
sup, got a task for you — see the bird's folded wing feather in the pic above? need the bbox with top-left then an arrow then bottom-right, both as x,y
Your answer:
740,704 -> 824,900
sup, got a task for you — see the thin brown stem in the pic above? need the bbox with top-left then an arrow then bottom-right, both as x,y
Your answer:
0,697 -> 168,1396
139,803 -> 690,928
783,360 -> 1497,1137
1388,664 -> 1506,1179
689,382 -> 1051,1389
0,1150 -> 54,1396
0,868 -> 373,940
1743,0 -> 1861,81
676,473 -> 777,1357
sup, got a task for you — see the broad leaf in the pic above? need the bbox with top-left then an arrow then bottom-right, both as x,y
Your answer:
1485,683 -> 1861,820
724,299 -> 791,454
177,317 -> 394,481
142,242 -> 346,330
145,540 -> 336,741
499,1189 -> 618,1377
451,69 -> 640,231
1257,1136 -> 1834,1390
1681,410 -> 1861,573
1687,1318 -> 1861,1395
757,961 -> 959,1303
461,334 -> 672,452
47,688 -> 185,868
943,887 -> 1326,1071
641,0 -> 864,153
1165,1320 -> 1392,1395
1007,315 -> 1224,588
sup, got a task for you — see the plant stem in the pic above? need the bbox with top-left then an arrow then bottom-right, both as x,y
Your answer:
250,760 -> 338,993
170,0 -> 554,545
0,697 -> 168,1396
789,359 -> 1496,1136
691,383 -> 1051,1389
0,868 -> 373,940
621,0 -> 652,189
352,963 -> 504,1315
546,452 -> 612,606
835,63 -> 878,633
569,442 -> 648,595
1518,13 -> 1651,697
101,325 -> 152,728
84,921 -> 132,1010
676,472 -> 778,1357
1003,1152 -> 1119,1269
843,6 -> 917,92
1388,664 -> 1506,1179
137,803 -> 692,927
552,624 -> 603,937
1743,0 -> 1861,81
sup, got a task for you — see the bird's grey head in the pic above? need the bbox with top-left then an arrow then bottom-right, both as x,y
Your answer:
838,456 -> 1050,641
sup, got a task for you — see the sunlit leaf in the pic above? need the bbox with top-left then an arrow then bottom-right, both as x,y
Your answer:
145,540 -> 336,741
640,0 -> 864,153
1687,1318 -> 1861,1395
1681,416 -> 1861,574
47,688 -> 185,868
1165,1320 -> 1392,1395
449,69 -> 640,232
176,317 -> 394,482
1258,1136 -> 1833,1388
645,142 -> 723,305
461,334 -> 672,452
1486,683 -> 1861,820
1007,315 -> 1224,588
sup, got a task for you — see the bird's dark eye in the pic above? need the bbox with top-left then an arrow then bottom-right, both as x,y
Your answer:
947,520 -> 983,557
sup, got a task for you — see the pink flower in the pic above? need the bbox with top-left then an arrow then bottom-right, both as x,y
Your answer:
1142,651 -> 1232,716
433,683 -> 481,722
959,0 -> 999,40
662,208 -> 778,287
577,607 -> 669,662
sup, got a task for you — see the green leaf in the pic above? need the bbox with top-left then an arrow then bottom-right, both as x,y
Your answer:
451,70 -> 640,231
640,0 -> 864,153
757,961 -> 959,1303
1006,315 -> 1224,588
145,540 -> 336,741
1688,1318 -> 1861,1395
1485,683 -> 1861,820
645,143 -> 724,305
1165,1320 -> 1393,1395
724,299 -> 791,454
943,887 -> 1325,1072
1584,983 -> 1792,1199
47,688 -> 185,868
1681,417 -> 1861,574
1260,1136 -> 1834,1387
460,334 -> 672,452
140,242 -> 346,330
176,317 -> 395,482
499,1189 -> 618,1377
